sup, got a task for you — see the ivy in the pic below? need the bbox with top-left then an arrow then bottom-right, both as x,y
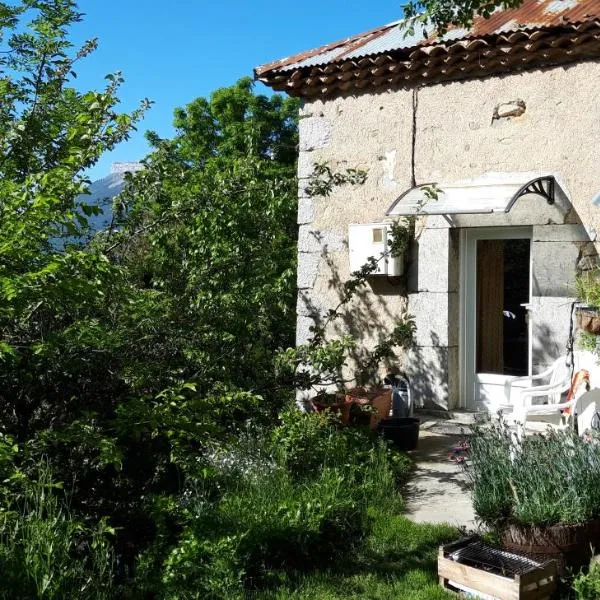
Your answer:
304,162 -> 368,198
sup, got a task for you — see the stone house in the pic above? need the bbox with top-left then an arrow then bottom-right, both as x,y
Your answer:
255,0 -> 600,412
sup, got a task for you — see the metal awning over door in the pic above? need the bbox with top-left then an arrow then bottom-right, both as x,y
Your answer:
386,173 -> 557,217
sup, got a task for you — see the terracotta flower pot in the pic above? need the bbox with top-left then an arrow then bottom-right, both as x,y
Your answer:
577,307 -> 600,334
312,393 -> 352,424
501,519 -> 600,574
344,387 -> 391,430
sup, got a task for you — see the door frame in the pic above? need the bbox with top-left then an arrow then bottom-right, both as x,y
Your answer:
459,226 -> 533,410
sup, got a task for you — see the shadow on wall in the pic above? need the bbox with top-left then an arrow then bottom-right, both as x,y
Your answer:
297,240 -> 447,409
326,247 -> 409,386
532,320 -> 572,373
406,332 -> 449,412
297,239 -> 409,389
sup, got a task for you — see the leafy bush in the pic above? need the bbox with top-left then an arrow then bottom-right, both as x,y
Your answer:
468,421 -> 600,526
161,532 -> 243,600
271,409 -> 412,486
576,268 -> 600,308
573,561 -> 600,599
0,466 -> 114,599
159,467 -> 365,597
271,410 -> 350,477
155,412 -> 412,599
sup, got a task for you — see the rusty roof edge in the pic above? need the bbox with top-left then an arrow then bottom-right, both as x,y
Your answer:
254,20 -> 401,77
256,19 -> 600,83
256,0 -> 600,77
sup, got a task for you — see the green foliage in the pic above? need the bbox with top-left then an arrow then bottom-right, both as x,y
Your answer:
271,409 -> 346,477
0,3 -> 440,598
579,330 -> 598,353
155,416 -> 414,599
389,220 -> 413,258
576,268 -> 600,308
0,465 -> 114,600
271,409 -> 412,486
0,0 -> 299,586
304,162 -> 368,198
250,515 -> 458,600
573,561 -> 600,599
161,532 -> 243,600
468,421 -> 600,526
113,76 -> 299,397
404,0 -> 525,34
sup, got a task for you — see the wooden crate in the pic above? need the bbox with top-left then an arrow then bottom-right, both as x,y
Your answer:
438,537 -> 557,600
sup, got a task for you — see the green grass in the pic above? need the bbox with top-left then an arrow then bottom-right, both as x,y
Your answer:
249,511 -> 459,600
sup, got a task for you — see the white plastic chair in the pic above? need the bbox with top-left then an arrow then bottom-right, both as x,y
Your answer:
504,356 -> 570,407
504,355 -> 580,433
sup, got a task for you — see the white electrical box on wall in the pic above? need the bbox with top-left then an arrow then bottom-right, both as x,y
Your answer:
348,223 -> 404,276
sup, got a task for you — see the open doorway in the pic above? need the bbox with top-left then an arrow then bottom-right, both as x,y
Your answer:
476,238 -> 530,376
461,228 -> 532,409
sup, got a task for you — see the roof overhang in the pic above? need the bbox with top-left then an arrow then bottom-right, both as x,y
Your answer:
386,174 -> 557,217
255,1 -> 600,98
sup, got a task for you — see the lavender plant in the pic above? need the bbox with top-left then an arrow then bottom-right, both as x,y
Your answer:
467,420 -> 600,527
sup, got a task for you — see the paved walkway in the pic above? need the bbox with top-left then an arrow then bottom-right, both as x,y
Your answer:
404,429 -> 477,530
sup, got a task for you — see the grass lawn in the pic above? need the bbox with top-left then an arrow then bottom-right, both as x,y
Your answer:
252,510 -> 459,600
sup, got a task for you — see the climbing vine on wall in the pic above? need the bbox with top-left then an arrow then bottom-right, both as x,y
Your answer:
304,162 -> 368,198
278,163 -> 419,392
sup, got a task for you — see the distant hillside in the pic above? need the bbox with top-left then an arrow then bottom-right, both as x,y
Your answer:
79,163 -> 142,234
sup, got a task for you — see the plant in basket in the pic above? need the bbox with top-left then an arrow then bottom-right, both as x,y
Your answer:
466,420 -> 600,573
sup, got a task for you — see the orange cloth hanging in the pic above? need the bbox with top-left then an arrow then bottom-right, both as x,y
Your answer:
563,369 -> 591,415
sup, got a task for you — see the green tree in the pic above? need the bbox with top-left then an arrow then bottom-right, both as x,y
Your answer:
113,78 -> 299,397
404,0 -> 525,33
0,0 -> 299,576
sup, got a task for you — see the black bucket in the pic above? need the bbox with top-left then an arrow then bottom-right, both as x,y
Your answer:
376,417 -> 420,451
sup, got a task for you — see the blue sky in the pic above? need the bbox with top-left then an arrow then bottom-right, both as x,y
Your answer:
71,1 -> 403,179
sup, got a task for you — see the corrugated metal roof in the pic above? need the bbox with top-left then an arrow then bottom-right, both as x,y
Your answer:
256,0 -> 600,76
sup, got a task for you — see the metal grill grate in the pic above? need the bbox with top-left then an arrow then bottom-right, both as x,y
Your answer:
448,540 -> 542,577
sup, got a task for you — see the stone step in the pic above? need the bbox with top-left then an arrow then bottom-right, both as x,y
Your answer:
416,408 -> 488,424
416,409 -> 488,436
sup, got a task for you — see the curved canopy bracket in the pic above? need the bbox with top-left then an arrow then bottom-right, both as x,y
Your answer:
508,176 -> 555,212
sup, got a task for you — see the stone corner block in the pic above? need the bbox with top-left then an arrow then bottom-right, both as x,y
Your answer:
298,197 -> 315,225
296,315 -> 315,346
298,226 -> 344,254
297,253 -> 319,290
299,117 -> 333,152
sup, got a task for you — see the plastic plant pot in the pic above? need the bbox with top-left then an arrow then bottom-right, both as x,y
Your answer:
376,417 -> 420,451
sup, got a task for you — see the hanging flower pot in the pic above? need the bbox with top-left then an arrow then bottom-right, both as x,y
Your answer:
576,306 -> 600,334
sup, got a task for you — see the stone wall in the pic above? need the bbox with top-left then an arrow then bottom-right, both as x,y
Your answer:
297,60 -> 600,410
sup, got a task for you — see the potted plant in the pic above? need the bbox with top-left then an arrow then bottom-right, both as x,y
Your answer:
466,421 -> 600,573
311,391 -> 353,424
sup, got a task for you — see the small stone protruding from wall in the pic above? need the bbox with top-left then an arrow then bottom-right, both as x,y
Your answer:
492,99 -> 526,121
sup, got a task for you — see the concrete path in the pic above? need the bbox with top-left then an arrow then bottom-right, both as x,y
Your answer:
404,430 -> 477,530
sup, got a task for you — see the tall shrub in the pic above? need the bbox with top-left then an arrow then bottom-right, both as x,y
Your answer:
0,0 -> 299,577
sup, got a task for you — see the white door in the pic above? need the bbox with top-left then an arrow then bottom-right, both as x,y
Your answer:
460,227 -> 532,410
